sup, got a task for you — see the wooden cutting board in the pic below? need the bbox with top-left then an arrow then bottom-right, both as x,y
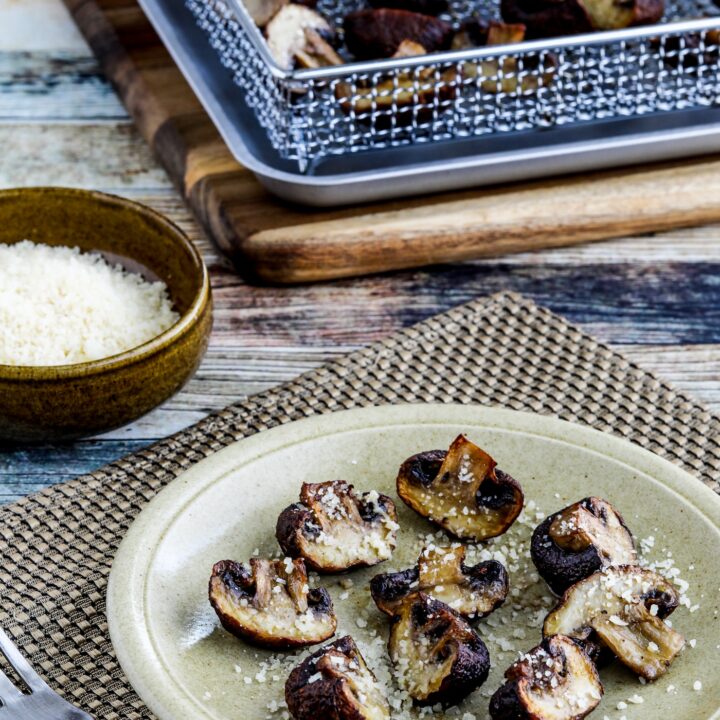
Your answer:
65,0 -> 720,284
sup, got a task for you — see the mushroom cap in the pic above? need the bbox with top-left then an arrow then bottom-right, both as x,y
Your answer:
286,636 -> 390,720
209,558 -> 336,649
531,497 -> 637,595
371,544 -> 509,619
276,481 -> 399,573
543,565 -> 685,679
343,8 -> 453,60
396,435 -> 524,541
388,592 -> 490,706
489,635 -> 603,720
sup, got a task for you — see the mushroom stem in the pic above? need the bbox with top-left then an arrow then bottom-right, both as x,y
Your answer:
590,605 -> 686,680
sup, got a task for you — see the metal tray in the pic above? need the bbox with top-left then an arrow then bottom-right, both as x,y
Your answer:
139,0 -> 720,206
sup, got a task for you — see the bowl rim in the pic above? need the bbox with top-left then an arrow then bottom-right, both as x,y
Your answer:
0,187 -> 211,381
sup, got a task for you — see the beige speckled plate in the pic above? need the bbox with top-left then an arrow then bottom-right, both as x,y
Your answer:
108,404 -> 720,720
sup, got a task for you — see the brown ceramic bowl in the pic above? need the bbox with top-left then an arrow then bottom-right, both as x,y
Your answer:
0,187 -> 213,443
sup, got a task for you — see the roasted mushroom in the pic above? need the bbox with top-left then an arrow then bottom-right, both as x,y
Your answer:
371,544 -> 509,619
396,435 -> 524,541
489,635 -> 603,720
286,636 -> 390,720
451,19 -> 555,95
531,497 -> 637,595
265,5 -> 343,70
209,558 -> 336,649
334,62 -> 458,127
276,481 -> 399,573
452,17 -> 527,49
544,565 -> 685,680
343,8 -> 453,60
501,0 -> 665,40
388,592 -> 491,705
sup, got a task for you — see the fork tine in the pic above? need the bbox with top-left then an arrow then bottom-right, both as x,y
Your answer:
0,666 -> 22,704
0,629 -> 47,692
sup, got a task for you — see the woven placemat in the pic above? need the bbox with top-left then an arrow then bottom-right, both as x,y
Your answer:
0,291 -> 718,718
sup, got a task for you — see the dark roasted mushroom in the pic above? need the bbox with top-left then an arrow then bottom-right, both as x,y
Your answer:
209,558 -> 336,649
343,8 -> 453,60
286,636 -> 390,720
396,435 -> 524,541
543,565 -> 685,680
371,544 -> 508,619
531,497 -> 637,595
276,481 -> 399,573
265,5 -> 343,70
490,635 -> 603,720
501,0 -> 664,40
388,592 -> 490,705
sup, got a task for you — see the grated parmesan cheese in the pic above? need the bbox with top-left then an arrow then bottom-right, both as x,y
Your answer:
0,241 -> 179,366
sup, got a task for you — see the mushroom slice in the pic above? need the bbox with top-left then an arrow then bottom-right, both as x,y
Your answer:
343,8 -> 453,60
490,635 -> 603,720
286,636 -> 390,720
334,64 -> 458,126
500,0 -> 664,40
276,481 -> 399,573
209,558 -> 336,649
388,593 -> 490,705
265,5 -> 342,70
396,435 -> 524,541
531,497 -> 637,595
371,544 -> 509,619
543,565 -> 685,679
451,19 -> 555,95
243,0 -> 288,28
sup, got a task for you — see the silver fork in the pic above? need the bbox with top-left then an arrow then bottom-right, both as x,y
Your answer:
0,629 -> 93,719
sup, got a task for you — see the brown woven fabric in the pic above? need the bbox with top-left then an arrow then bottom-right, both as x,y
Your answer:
0,292 -> 717,718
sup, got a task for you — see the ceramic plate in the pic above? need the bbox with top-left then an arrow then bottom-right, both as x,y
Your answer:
108,404 -> 720,720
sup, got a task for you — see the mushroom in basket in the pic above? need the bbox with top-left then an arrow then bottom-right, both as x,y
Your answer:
276,480 -> 399,573
388,592 -> 491,705
489,635 -> 603,720
501,0 -> 665,39
452,18 -> 557,94
209,557 -> 336,649
370,544 -> 509,619
266,4 -> 343,69
543,565 -> 686,680
531,496 -> 637,595
343,8 -> 454,60
286,636 -> 390,719
396,434 -> 524,541
337,8 -> 459,125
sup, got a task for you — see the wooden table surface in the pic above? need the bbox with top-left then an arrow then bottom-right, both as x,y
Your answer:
1,0 -> 718,504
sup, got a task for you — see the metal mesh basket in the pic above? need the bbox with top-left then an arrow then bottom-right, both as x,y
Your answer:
188,0 -> 720,170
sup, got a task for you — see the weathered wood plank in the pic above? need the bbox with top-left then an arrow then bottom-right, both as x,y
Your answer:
0,52 -> 126,119
1,0 -> 718,507
0,123 -> 170,189
0,0 -> 88,52
193,261 -> 720,347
